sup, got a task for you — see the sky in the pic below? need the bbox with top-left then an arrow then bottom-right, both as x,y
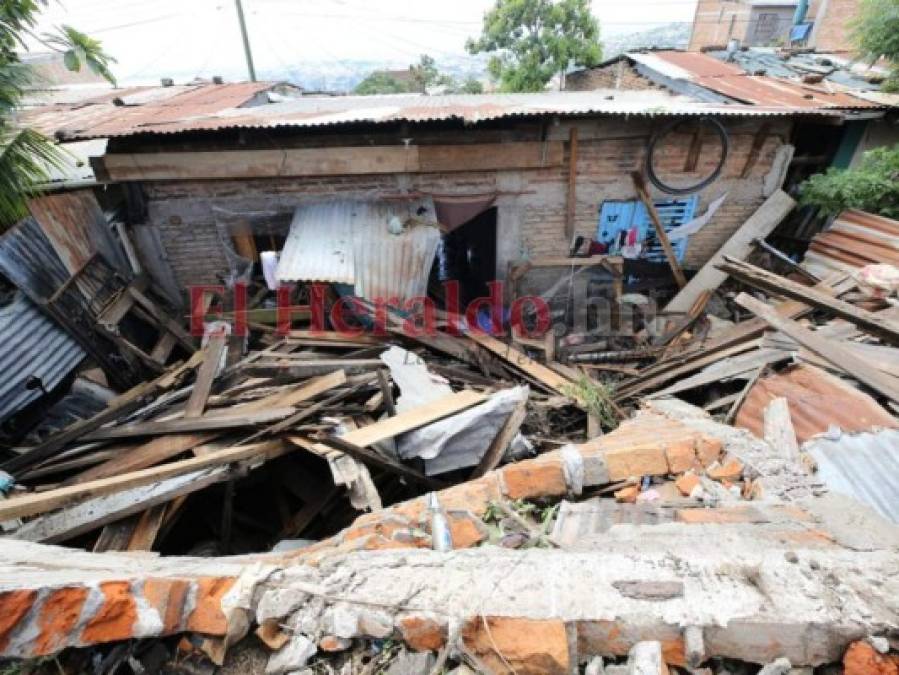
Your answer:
25,0 -> 699,85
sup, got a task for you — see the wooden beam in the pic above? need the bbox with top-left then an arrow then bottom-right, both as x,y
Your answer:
631,172 -> 687,289
718,257 -> 899,345
734,292 -> 899,403
12,467 -> 229,543
565,127 -> 579,242
184,334 -> 227,417
466,332 -> 573,395
665,190 -> 795,314
763,397 -> 800,462
470,397 -> 528,478
82,407 -> 295,441
326,390 -> 486,448
0,440 -> 288,521
98,142 -> 564,181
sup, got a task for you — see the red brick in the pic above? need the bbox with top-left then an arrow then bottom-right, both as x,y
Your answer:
143,578 -> 190,634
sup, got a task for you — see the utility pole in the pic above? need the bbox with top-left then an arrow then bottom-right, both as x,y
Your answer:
234,0 -> 257,82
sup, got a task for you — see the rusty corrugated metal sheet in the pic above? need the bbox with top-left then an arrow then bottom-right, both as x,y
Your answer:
60,90 -> 843,140
807,429 -> 899,523
803,209 -> 899,277
628,50 -> 882,110
277,199 -> 441,303
18,82 -> 280,140
734,364 -> 898,444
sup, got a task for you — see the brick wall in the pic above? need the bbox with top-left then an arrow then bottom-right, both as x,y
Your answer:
807,0 -> 858,52
141,116 -> 793,294
688,0 -> 752,50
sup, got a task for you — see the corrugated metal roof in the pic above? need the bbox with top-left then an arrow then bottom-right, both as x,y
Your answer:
627,50 -> 883,110
807,429 -> 899,523
62,90 -> 843,140
735,364 -> 898,444
277,199 -> 441,302
803,209 -> 899,278
18,82 -> 283,140
0,292 -> 85,422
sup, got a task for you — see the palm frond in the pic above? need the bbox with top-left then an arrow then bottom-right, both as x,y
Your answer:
0,61 -> 34,114
0,126 -> 65,229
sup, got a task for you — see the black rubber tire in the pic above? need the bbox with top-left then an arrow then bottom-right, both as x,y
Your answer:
645,116 -> 730,195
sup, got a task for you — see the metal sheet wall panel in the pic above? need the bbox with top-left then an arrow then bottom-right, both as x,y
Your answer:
808,429 -> 899,523
0,293 -> 85,422
277,199 -> 440,303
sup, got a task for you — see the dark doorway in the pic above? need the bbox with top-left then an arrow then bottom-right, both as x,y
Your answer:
432,207 -> 498,307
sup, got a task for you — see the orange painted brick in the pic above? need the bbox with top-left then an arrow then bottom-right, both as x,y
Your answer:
664,439 -> 699,474
614,485 -> 640,503
501,458 -> 567,499
844,640 -> 899,675
604,444 -> 669,481
462,617 -> 570,675
81,581 -> 138,644
675,473 -> 701,497
707,458 -> 743,482
446,511 -> 488,549
439,474 -> 503,515
0,590 -> 37,652
397,614 -> 446,652
186,577 -> 236,635
695,436 -> 723,466
35,586 -> 89,656
143,578 -> 190,634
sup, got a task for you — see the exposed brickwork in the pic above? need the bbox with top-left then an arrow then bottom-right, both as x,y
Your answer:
141,117 -> 791,294
689,0 -> 858,52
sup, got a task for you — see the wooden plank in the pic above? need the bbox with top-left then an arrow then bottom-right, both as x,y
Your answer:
0,441 -> 288,521
184,334 -> 227,418
466,332 -> 573,395
565,127 -> 579,241
82,407 -> 295,441
100,142 -> 563,181
417,142 -> 563,172
719,257 -> 899,345
763,397 -> 800,462
285,330 -> 384,346
127,504 -> 168,551
735,292 -> 899,403
470,397 -> 528,478
330,390 -> 486,449
0,352 -> 204,475
665,190 -> 796,314
632,172 -> 687,289
12,467 -> 229,543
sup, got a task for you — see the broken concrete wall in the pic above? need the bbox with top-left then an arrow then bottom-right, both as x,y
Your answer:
3,406 -> 896,670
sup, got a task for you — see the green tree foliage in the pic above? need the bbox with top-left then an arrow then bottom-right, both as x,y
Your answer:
852,0 -> 899,91
1,0 -> 116,227
353,71 -> 410,95
466,0 -> 601,92
355,55 -> 485,95
799,144 -> 899,218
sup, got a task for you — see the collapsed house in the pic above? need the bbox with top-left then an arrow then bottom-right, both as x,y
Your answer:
0,88 -> 897,673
